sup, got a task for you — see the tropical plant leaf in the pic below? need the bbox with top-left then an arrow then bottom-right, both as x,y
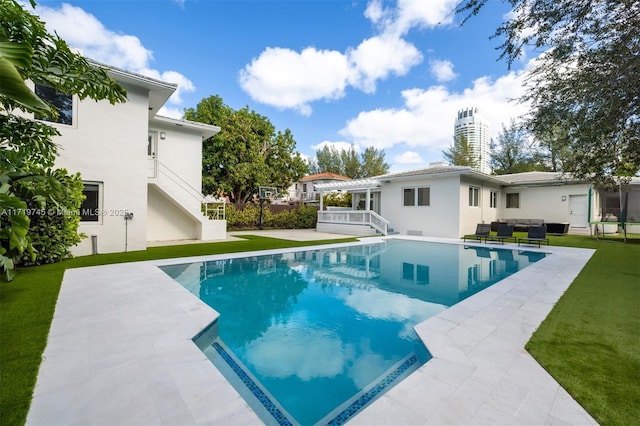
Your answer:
0,57 -> 51,114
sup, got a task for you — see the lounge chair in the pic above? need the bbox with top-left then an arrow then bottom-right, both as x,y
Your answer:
484,224 -> 516,245
463,223 -> 491,242
518,225 -> 550,247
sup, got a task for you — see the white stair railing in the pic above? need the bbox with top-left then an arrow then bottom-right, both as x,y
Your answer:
151,160 -> 225,220
317,210 -> 389,235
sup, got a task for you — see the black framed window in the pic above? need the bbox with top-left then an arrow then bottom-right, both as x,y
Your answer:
80,184 -> 100,222
403,188 -> 415,206
34,83 -> 73,125
417,187 -> 430,206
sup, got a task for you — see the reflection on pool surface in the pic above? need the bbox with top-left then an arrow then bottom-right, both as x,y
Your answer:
161,239 -> 546,425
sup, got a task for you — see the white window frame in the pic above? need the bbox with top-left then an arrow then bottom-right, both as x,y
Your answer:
469,186 -> 480,207
403,186 -> 430,207
489,190 -> 498,208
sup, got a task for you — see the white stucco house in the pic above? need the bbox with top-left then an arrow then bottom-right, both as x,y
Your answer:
31,63 -> 225,255
315,165 -> 640,238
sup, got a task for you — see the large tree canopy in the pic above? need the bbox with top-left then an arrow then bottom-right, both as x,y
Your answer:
457,0 -> 640,188
310,145 -> 390,178
491,119 -> 548,175
184,95 -> 308,204
442,134 -> 478,168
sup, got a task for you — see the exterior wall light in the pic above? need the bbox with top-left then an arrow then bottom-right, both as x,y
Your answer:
160,132 -> 166,140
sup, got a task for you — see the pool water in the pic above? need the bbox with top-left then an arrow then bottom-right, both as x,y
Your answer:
161,239 -> 546,425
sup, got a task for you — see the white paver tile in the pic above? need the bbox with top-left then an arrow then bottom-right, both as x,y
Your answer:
26,237 -> 598,426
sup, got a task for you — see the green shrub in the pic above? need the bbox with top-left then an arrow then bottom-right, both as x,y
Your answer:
291,205 -> 318,228
17,170 -> 85,266
226,204 -> 317,229
323,192 -> 352,208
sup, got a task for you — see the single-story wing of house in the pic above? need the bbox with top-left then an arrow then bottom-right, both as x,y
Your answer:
314,165 -> 640,238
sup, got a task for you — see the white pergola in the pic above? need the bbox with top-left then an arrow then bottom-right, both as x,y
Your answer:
314,178 -> 381,211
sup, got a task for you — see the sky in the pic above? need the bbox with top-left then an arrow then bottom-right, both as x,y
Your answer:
31,0 -> 536,172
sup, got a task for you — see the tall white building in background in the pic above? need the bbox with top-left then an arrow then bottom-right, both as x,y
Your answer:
454,107 -> 491,174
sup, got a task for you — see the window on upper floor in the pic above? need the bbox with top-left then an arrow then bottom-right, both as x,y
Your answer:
506,193 -> 520,208
469,186 -> 479,207
403,187 -> 430,206
34,83 -> 73,125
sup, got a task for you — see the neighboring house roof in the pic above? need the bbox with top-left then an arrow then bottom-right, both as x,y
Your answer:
300,173 -> 352,182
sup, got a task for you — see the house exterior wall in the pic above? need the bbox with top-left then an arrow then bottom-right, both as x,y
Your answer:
380,175 -> 461,238
149,124 -> 204,212
52,84 -> 149,255
497,183 -> 592,224
459,176 -> 501,237
146,185 -> 198,241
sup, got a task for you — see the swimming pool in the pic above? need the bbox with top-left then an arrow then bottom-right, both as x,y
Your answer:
160,239 -> 546,425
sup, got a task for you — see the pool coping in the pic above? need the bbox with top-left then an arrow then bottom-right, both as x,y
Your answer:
26,237 -> 598,425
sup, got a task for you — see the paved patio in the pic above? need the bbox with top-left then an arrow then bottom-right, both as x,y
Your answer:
26,235 -> 597,425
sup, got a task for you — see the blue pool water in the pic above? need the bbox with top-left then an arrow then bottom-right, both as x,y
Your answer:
160,239 -> 546,425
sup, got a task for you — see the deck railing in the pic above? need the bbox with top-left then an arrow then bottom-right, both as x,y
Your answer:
317,210 -> 389,235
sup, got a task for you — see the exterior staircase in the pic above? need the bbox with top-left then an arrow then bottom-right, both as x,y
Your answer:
149,160 -> 225,240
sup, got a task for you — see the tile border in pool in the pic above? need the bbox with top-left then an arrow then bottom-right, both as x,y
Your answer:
26,236 -> 599,425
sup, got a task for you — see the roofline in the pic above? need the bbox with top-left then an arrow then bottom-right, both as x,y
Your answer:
90,60 -> 177,91
152,115 -> 221,139
376,167 -> 505,185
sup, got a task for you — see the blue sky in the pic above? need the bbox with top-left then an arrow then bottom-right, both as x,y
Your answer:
33,0 -> 535,172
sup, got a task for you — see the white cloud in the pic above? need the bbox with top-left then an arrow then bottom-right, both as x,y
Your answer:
348,34 -> 423,93
341,287 -> 446,339
339,68 -> 531,151
394,151 -> 424,165
238,34 -> 423,114
237,0 -> 465,114
429,59 -> 457,82
245,321 -> 348,380
380,0 -> 460,36
363,0 -> 386,24
311,141 -> 358,152
239,47 -> 354,116
33,3 -> 194,114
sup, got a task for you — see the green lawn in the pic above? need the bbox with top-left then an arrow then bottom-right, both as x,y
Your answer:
1,234 -> 638,426
526,238 -> 640,426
